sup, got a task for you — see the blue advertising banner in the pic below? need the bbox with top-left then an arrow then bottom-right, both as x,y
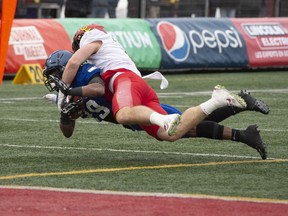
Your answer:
148,18 -> 249,69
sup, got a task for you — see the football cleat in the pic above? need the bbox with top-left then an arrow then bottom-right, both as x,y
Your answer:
164,114 -> 181,136
241,125 -> 267,160
43,94 -> 57,103
238,90 -> 270,114
212,85 -> 247,109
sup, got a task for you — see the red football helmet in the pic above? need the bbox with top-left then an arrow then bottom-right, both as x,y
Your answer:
72,24 -> 106,52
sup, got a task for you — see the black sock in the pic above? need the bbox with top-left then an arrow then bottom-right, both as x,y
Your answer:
196,121 -> 224,140
206,106 -> 244,123
232,129 -> 246,142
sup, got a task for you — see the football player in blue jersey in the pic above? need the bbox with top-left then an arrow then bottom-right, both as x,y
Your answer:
43,50 -> 269,159
43,50 -> 183,136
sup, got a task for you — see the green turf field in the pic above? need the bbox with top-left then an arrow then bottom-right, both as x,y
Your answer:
0,71 -> 287,200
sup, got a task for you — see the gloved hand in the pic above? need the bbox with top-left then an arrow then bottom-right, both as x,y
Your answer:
49,75 -> 71,96
61,96 -> 84,120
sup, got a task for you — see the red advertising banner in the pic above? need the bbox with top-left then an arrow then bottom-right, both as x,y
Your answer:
5,19 -> 72,74
232,18 -> 288,68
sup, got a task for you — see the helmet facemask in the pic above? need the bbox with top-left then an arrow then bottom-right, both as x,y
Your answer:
72,32 -> 83,52
43,67 -> 63,92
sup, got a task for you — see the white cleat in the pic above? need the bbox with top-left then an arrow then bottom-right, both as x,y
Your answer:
163,114 -> 181,136
212,85 -> 247,109
43,94 -> 57,103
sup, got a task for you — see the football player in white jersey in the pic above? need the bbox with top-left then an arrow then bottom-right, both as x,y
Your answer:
59,24 -> 252,144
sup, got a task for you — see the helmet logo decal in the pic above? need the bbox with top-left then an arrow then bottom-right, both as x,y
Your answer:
56,53 -> 64,64
80,25 -> 93,33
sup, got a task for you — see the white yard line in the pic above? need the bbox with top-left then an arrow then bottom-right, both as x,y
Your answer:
1,117 -> 287,132
0,88 -> 288,101
0,143 -> 281,160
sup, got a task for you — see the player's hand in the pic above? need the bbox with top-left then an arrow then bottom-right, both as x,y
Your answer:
49,75 -> 71,95
61,96 -> 84,120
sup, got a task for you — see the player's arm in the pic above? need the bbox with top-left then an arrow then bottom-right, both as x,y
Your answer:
69,76 -> 105,97
62,41 -> 102,85
51,74 -> 105,97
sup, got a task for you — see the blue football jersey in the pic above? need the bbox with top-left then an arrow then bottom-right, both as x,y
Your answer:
72,63 -> 101,88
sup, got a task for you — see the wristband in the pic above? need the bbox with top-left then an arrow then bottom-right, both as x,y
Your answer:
67,87 -> 83,96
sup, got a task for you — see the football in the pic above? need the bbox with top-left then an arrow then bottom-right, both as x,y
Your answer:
73,96 -> 82,103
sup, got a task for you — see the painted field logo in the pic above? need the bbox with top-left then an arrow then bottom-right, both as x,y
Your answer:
157,21 -> 190,62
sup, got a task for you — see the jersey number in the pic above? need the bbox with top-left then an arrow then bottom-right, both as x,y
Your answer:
85,100 -> 110,121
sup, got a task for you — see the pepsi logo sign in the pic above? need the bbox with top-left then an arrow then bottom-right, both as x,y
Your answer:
157,21 -> 190,62
157,21 -> 244,61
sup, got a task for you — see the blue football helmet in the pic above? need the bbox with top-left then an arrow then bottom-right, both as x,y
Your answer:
43,50 -> 73,92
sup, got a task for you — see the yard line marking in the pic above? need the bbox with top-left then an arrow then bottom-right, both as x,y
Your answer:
0,159 -> 287,180
0,143 -> 281,160
1,185 -> 288,204
0,118 -> 109,124
0,118 -> 287,132
0,101 -> 15,104
157,88 -> 288,96
0,97 -> 43,101
1,88 -> 288,102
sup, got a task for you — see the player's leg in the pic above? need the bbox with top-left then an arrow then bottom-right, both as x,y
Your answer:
187,121 -> 267,160
157,85 -> 247,141
112,73 -> 180,132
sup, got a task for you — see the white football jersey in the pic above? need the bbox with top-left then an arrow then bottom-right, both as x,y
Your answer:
79,28 -> 141,77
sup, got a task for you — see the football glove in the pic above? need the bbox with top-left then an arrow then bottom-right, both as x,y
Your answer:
49,74 -> 71,95
61,96 -> 84,120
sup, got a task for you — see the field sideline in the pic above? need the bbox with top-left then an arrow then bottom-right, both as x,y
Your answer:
0,71 -> 288,214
